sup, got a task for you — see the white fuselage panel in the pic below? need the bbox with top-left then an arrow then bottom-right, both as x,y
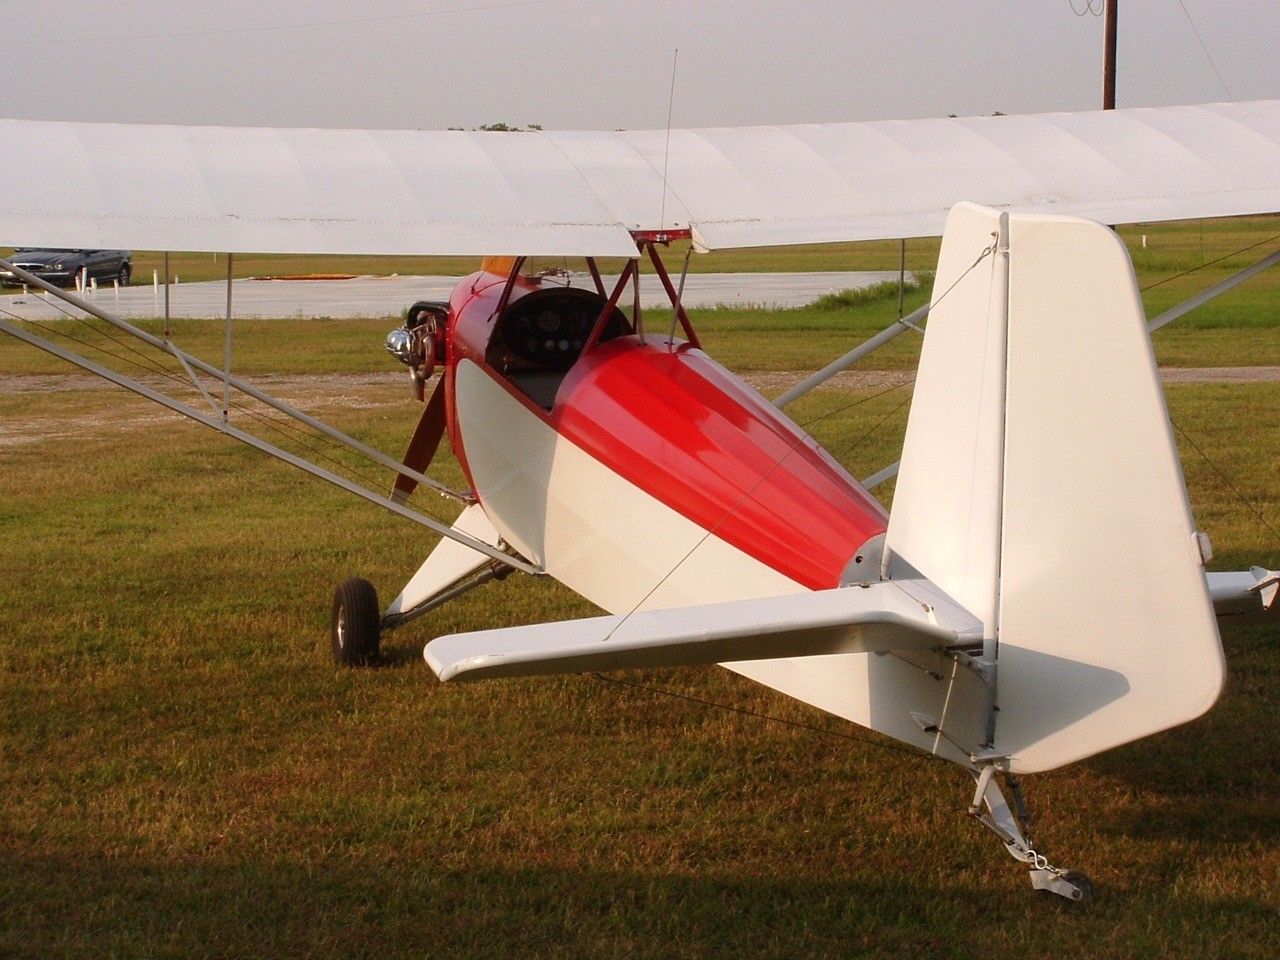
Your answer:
455,359 -> 985,765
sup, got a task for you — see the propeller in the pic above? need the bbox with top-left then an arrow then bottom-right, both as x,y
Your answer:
391,373 -> 447,505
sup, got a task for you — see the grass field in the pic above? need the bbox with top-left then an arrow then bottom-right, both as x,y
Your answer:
2,224 -> 1279,957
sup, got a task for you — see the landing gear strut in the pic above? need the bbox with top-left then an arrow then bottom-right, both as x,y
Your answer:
969,764 -> 1094,902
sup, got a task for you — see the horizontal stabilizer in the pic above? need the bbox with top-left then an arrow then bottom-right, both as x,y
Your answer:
1208,567 -> 1280,624
425,579 -> 982,682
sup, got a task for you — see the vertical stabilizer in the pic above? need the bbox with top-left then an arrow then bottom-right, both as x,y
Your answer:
885,202 -> 1007,635
887,203 -> 1225,773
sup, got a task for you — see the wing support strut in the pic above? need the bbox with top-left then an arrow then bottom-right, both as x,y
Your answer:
1146,246 -> 1280,332
773,301 -> 928,408
0,316 -> 540,575
0,261 -> 541,577
806,244 -> 1280,493
0,257 -> 474,505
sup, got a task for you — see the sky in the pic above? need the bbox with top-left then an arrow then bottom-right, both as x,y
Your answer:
1,0 -> 1278,131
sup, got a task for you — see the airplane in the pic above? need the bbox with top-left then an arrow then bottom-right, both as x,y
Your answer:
3,100 -> 1280,902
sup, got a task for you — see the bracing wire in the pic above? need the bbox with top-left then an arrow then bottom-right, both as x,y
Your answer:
1227,635 -> 1280,661
659,48 -> 679,231
599,242 -> 996,643
1140,233 -> 1280,292
2,305 -> 450,519
821,383 -> 916,466
794,374 -> 915,435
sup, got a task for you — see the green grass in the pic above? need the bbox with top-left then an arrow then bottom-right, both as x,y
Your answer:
1,370 -> 1277,958
6,246 -> 1277,384
2,220 -> 1280,957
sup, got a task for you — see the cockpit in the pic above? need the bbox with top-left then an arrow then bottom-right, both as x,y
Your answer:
386,239 -> 702,414
484,265 -> 632,409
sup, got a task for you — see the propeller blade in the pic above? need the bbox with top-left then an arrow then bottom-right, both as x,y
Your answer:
391,375 -> 447,505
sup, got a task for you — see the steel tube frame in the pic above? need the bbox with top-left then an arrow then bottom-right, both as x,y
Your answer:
0,257 -> 471,504
381,564 -> 507,631
644,241 -> 701,348
1146,248 -> 1280,333
583,259 -> 636,354
773,301 -> 929,408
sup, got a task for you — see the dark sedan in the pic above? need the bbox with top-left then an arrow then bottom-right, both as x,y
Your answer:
1,248 -> 132,287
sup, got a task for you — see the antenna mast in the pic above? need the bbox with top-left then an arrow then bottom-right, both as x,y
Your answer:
660,48 -> 679,230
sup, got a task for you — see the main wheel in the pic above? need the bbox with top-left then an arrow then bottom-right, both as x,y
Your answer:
118,262 -> 131,286
331,577 -> 381,666
1060,869 -> 1095,903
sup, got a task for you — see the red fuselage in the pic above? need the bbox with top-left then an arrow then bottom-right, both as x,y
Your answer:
442,269 -> 887,590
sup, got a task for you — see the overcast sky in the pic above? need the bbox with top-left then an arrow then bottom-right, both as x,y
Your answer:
1,1 -> 1277,131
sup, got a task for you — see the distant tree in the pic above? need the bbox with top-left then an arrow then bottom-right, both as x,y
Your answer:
476,122 -> 542,132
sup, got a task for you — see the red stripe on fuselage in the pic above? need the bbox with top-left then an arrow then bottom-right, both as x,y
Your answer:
444,272 -> 887,590
552,337 -> 887,590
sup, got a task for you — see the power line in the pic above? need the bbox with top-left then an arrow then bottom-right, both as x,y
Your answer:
1069,0 -> 1104,17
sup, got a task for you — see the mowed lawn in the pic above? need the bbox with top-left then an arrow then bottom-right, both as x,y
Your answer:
2,222 -> 1279,958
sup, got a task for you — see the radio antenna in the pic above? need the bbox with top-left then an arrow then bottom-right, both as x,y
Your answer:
660,48 -> 679,229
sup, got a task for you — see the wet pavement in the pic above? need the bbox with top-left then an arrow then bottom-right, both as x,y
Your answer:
0,271 -> 904,321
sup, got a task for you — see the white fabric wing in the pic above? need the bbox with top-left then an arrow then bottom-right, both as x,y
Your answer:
2,100 -> 1279,255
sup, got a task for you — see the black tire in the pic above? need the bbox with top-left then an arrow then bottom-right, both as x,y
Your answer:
118,262 -> 131,286
331,577 -> 381,666
1060,869 -> 1095,903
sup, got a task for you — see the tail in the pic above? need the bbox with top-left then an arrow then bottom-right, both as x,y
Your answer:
884,202 -> 1225,773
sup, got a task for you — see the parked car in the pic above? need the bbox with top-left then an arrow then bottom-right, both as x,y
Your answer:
0,248 -> 132,287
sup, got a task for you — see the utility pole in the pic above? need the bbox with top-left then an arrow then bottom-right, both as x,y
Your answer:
1103,0 -> 1118,109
